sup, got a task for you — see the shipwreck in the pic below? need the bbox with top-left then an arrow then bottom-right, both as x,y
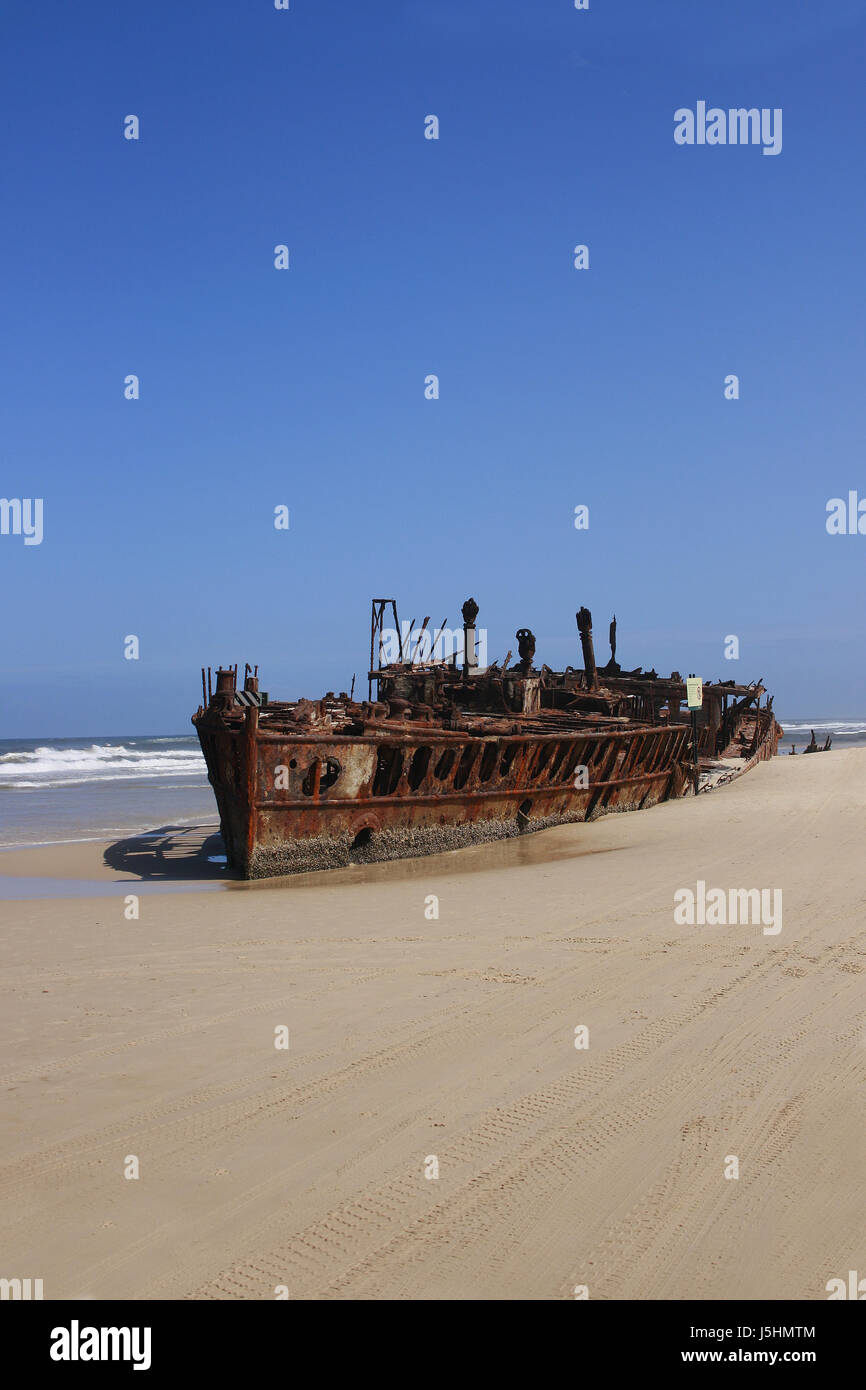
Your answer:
192,599 -> 783,878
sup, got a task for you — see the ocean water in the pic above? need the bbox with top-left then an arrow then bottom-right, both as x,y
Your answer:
1,721 -> 865,851
777,720 -> 866,753
0,736 -> 214,848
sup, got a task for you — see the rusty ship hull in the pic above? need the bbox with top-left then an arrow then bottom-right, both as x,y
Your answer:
196,716 -> 693,878
193,600 -> 783,879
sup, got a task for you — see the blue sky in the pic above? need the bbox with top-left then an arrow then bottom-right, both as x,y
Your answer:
1,0 -> 864,736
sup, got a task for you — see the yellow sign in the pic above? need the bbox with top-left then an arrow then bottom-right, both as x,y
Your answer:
686,677 -> 703,710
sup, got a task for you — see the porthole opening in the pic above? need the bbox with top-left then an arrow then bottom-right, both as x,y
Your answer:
408,746 -> 432,791
479,742 -> 499,782
301,758 -> 341,795
320,758 -> 341,789
434,748 -> 456,781
453,743 -> 479,791
373,746 -> 403,796
499,744 -> 518,777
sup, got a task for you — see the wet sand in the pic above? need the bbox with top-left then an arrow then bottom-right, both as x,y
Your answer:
1,750 -> 864,1300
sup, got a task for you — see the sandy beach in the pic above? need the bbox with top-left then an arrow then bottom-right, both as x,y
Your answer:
1,749 -> 863,1301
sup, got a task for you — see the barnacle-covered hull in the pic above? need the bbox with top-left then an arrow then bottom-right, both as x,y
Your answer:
195,718 -> 693,878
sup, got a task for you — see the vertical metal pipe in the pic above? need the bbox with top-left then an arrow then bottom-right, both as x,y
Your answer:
576,607 -> 598,691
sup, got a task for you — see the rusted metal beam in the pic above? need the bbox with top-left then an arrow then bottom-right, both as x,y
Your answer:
576,607 -> 598,690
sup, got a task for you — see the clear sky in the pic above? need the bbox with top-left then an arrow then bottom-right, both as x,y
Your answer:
1,1 -> 864,736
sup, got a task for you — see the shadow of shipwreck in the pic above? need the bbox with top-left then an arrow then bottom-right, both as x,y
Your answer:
103,824 -> 234,881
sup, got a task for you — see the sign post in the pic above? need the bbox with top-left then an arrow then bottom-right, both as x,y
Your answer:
686,674 -> 703,794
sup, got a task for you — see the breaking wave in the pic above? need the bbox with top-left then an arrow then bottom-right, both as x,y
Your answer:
781,721 -> 866,735
0,742 -> 206,789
